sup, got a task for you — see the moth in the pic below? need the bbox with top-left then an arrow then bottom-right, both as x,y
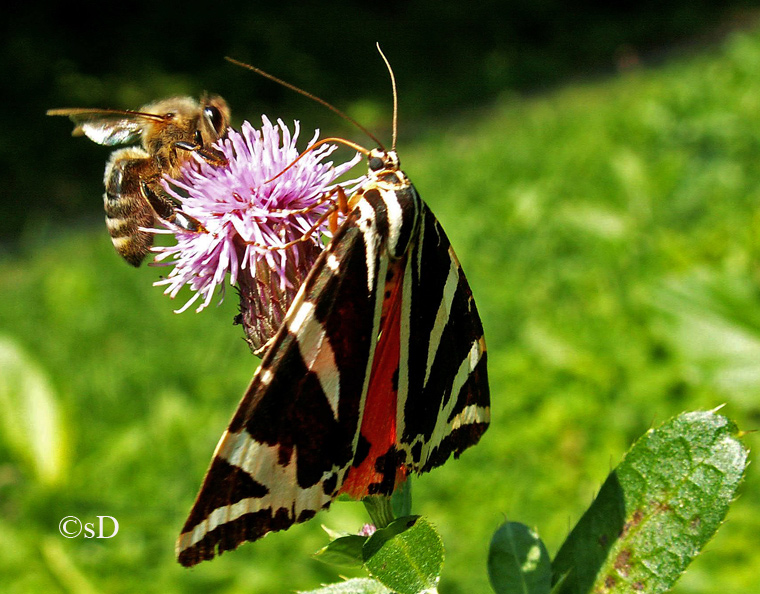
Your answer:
177,52 -> 489,566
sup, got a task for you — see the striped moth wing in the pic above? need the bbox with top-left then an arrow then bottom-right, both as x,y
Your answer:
177,148 -> 489,566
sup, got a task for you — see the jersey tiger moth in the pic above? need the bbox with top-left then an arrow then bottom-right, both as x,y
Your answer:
176,52 -> 490,567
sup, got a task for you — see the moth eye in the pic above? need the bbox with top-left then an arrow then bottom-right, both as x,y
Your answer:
368,156 -> 384,171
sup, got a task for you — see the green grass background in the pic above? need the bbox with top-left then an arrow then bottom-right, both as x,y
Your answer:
3,27 -> 760,594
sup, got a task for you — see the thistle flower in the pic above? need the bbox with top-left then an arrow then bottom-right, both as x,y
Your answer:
151,116 -> 364,352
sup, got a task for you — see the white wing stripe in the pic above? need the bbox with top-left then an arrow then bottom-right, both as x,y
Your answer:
424,255 -> 460,387
357,199 -> 379,293
381,187 -> 404,252
450,404 -> 490,431
419,338 -> 485,461
179,430 -> 336,550
396,237 -> 415,438
288,301 -> 315,335
289,301 -> 341,419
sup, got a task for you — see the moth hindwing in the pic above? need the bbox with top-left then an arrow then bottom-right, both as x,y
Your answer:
177,147 -> 489,567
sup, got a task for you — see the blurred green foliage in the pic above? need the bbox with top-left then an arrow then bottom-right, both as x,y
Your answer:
2,12 -> 760,594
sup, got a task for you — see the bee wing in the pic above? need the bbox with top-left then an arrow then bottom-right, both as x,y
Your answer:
47,108 -> 165,146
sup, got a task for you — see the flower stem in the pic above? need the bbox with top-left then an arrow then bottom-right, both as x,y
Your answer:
362,495 -> 396,529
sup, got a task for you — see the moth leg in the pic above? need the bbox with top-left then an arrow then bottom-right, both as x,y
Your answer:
328,186 -> 349,234
268,189 -> 339,217
244,186 -> 350,252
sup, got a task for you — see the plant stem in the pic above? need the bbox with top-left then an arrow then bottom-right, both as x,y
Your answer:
362,495 -> 395,528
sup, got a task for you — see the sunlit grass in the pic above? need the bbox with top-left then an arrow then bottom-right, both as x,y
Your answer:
3,28 -> 760,594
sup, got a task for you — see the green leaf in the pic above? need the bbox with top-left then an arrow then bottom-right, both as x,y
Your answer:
314,535 -> 367,568
488,521 -> 552,594
552,410 -> 748,594
321,524 -> 351,541
298,577 -> 393,594
548,572 -> 570,594
0,336 -> 70,486
363,516 -> 444,594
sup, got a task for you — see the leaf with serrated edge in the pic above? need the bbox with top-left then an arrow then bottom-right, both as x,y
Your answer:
488,521 -> 552,594
298,577 -> 393,594
363,516 -> 444,594
552,410 -> 748,594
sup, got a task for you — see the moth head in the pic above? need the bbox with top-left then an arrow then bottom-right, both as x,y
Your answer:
368,148 -> 400,173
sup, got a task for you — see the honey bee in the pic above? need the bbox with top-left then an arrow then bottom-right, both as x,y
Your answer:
48,95 -> 230,266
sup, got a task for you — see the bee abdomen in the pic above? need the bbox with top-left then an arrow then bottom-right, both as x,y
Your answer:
103,148 -> 156,266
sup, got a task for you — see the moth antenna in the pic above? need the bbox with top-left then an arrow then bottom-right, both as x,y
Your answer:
264,136 -> 370,185
375,43 -> 398,151
225,57 -> 385,150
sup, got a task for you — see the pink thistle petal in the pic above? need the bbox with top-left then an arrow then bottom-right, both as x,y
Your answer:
151,116 -> 364,352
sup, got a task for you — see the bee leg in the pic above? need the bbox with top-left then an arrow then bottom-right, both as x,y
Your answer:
141,180 -> 206,233
172,211 -> 206,233
175,139 -> 228,167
